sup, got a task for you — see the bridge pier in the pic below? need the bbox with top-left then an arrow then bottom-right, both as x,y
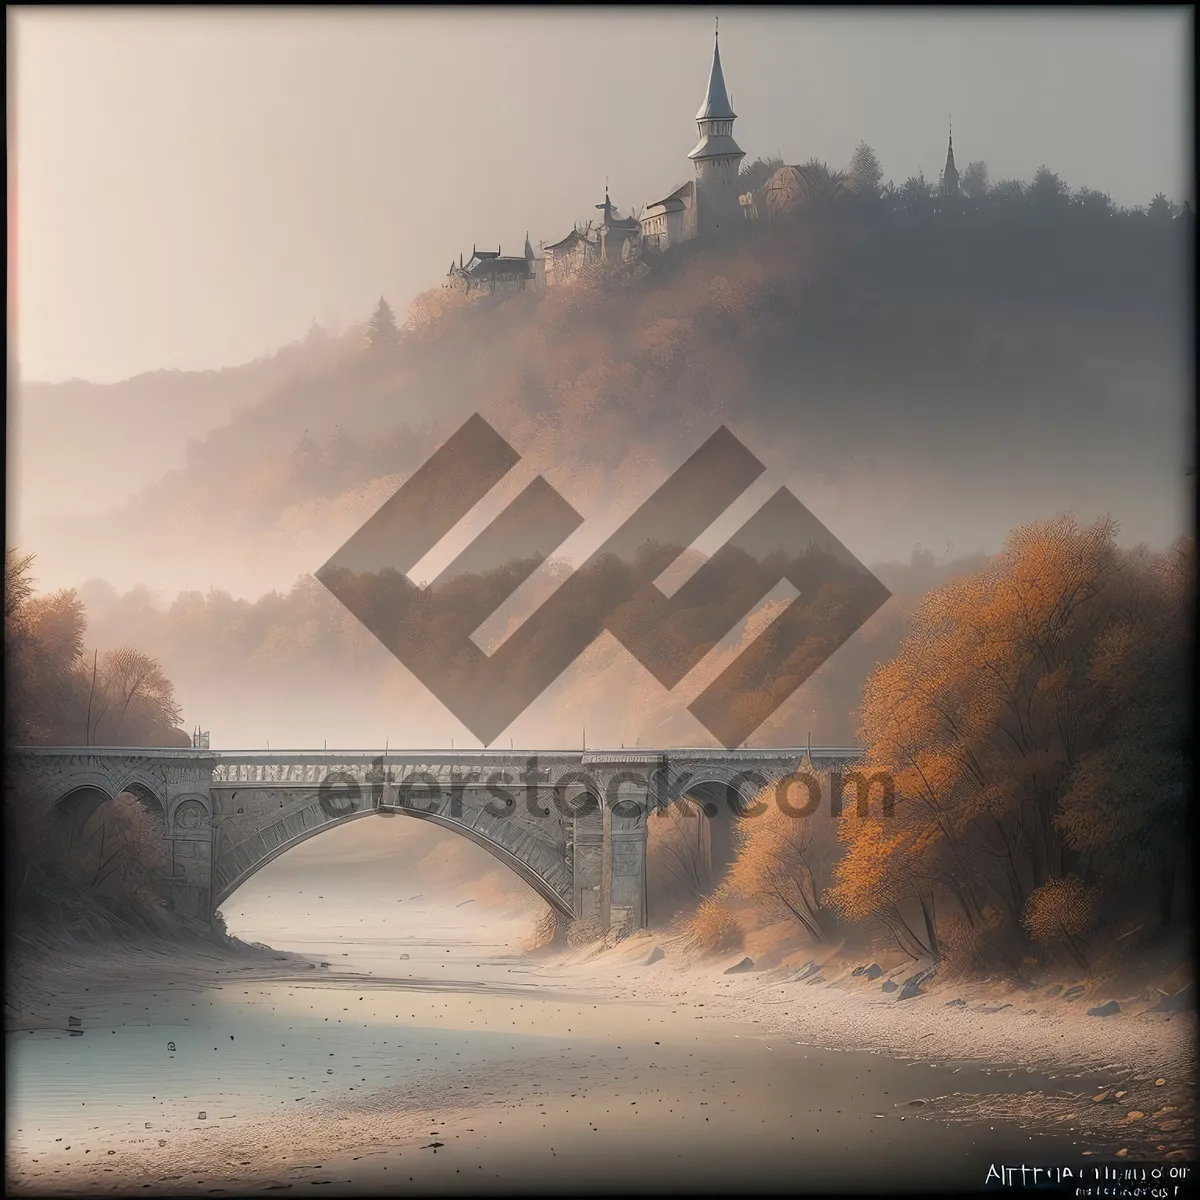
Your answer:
168,798 -> 215,924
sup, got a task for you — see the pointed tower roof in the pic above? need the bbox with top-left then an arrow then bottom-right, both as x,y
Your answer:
943,119 -> 959,192
524,231 -> 534,260
696,25 -> 736,122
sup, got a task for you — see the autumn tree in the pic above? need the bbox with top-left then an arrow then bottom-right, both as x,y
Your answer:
404,284 -> 471,339
5,550 -> 87,744
1054,536 -> 1192,925
723,781 -> 841,944
831,517 -> 1191,969
1023,875 -> 1099,968
683,897 -> 743,955
6,550 -> 187,748
79,646 -> 184,746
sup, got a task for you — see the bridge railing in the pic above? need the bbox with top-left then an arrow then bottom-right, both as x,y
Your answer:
12,746 -> 863,760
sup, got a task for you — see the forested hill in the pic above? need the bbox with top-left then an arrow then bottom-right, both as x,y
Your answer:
16,167 -> 1191,600
13,329 -> 358,549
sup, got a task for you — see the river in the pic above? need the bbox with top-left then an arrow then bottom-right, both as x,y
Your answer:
7,869 -> 1117,1195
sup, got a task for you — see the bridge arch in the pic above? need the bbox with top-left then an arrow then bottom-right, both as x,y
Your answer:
55,785 -> 118,842
40,766 -> 168,819
212,804 -> 574,918
648,766 -> 785,916
372,806 -> 576,918
54,778 -> 166,841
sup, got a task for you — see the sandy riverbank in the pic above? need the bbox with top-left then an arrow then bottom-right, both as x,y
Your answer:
5,931 -> 317,1035
548,930 -> 1196,1162
5,925 -> 1195,1195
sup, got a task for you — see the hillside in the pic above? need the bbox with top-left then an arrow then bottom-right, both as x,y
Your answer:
15,197 -> 1190,603
10,330 -> 359,593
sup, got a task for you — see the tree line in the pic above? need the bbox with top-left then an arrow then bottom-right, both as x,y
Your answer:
6,550 -> 187,748
740,143 -> 1187,223
697,517 -> 1192,975
5,551 -> 194,944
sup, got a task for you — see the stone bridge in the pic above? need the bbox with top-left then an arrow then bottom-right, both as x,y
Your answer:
10,747 -> 862,936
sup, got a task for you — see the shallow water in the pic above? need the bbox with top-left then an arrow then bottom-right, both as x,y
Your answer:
8,872 -> 1113,1194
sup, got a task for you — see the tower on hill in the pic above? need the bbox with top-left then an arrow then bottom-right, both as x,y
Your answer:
688,22 -> 746,236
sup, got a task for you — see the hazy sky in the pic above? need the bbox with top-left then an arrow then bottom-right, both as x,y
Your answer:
10,7 -> 1193,384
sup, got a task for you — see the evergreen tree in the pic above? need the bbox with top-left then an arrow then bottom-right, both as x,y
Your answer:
847,142 -> 883,197
362,297 -> 399,353
1028,166 -> 1070,215
1147,192 -> 1174,223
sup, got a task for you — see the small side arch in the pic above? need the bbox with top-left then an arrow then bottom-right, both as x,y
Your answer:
112,770 -> 168,816
55,784 -> 117,841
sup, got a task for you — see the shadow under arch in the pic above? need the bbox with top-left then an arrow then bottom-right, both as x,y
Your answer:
211,806 -> 574,919
54,780 -> 163,838
649,774 -> 762,920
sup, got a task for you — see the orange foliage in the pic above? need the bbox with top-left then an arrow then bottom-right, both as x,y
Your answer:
831,518 -> 1190,962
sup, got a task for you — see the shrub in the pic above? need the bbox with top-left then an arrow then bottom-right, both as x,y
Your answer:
1023,875 -> 1099,967
684,898 -> 743,955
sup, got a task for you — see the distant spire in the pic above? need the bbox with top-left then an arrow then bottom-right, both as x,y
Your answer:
524,230 -> 534,260
942,117 -> 960,196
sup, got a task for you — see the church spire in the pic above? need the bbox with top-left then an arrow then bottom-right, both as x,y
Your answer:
696,20 -> 736,121
689,24 -> 743,167
942,117 -> 959,195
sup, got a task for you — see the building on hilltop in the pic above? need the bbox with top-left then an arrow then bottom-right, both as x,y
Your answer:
542,25 -> 744,285
542,224 -> 600,289
525,232 -> 546,288
596,187 -> 642,262
447,243 -> 535,298
639,25 -> 744,250
543,186 -> 641,288
684,24 -> 746,238
641,181 -> 697,252
443,23 -> 985,299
